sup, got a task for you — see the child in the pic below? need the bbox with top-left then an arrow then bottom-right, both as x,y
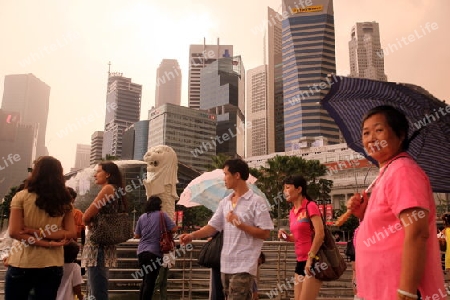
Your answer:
57,241 -> 84,300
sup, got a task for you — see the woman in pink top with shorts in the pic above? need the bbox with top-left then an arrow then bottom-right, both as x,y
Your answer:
347,106 -> 446,300
278,175 -> 325,300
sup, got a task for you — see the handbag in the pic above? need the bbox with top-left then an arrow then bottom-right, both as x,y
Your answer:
198,231 -> 223,269
90,195 -> 132,246
160,212 -> 175,254
306,201 -> 347,281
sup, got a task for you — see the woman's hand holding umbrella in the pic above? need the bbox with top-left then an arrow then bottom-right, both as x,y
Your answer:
335,192 -> 369,226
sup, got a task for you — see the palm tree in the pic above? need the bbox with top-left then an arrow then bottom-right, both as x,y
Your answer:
206,154 -> 232,171
254,155 -> 332,230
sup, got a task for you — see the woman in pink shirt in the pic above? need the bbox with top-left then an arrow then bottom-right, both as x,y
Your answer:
278,175 -> 325,300
348,105 -> 446,300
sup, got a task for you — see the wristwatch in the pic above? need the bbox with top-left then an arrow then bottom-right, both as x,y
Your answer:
308,251 -> 318,259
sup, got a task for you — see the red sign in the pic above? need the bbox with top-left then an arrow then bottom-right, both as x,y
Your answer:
176,211 -> 183,227
326,204 -> 333,221
319,205 -> 325,218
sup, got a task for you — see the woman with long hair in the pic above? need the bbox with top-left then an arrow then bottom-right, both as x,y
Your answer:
134,196 -> 177,300
278,175 -> 325,300
5,156 -> 77,300
82,161 -> 126,300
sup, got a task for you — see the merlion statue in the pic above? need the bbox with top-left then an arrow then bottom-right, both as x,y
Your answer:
143,145 -> 178,219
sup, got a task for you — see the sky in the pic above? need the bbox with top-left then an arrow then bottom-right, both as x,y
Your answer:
0,0 -> 449,173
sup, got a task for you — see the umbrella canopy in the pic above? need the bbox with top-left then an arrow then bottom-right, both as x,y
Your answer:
177,169 -> 257,209
321,76 -> 450,193
187,179 -> 270,212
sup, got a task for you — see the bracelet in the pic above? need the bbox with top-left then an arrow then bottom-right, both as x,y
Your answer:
397,289 -> 418,299
39,228 -> 45,238
308,251 -> 319,260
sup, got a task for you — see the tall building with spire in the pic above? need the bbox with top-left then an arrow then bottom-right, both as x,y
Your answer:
188,39 -> 233,109
102,64 -> 142,158
349,21 -> 387,81
281,0 -> 340,151
155,59 -> 182,107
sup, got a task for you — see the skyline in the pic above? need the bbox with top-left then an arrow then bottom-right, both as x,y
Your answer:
0,0 -> 449,173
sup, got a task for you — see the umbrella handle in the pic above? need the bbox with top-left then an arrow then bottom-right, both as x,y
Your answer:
334,194 -> 366,226
335,210 -> 353,226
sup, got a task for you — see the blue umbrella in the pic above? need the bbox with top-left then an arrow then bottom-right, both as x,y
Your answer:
321,76 -> 450,193
189,179 -> 271,212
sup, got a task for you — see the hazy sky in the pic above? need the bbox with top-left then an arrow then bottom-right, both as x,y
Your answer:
0,0 -> 448,173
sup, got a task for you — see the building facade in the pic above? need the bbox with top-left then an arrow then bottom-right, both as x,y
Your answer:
90,131 -> 104,165
281,0 -> 340,151
349,21 -> 387,81
200,56 -> 245,158
74,144 -> 91,170
1,73 -> 50,157
267,7 -> 285,153
147,104 -> 216,172
121,125 -> 135,160
155,59 -> 182,107
0,121 -> 37,200
133,120 -> 149,161
188,39 -> 233,109
102,72 -> 142,158
246,65 -> 268,157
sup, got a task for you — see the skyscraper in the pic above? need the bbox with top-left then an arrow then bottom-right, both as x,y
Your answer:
349,21 -> 387,81
73,144 -> 91,170
0,110 -> 37,199
188,39 -> 233,109
200,56 -> 245,158
90,131 -> 104,165
267,7 -> 285,153
282,0 -> 340,150
155,59 -> 182,107
148,104 -> 216,172
1,73 -> 50,157
246,65 -> 268,157
102,71 -> 142,158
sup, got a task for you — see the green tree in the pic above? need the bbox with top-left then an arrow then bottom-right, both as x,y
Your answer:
0,185 -> 21,228
253,155 -> 332,229
206,154 -> 231,171
334,203 -> 359,236
102,154 -> 119,161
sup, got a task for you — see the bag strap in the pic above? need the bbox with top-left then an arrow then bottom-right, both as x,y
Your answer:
305,200 -> 323,233
160,212 -> 167,233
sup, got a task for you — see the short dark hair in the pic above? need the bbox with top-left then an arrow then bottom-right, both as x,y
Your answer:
64,241 -> 80,263
222,159 -> 249,180
283,175 -> 312,201
145,196 -> 162,213
362,105 -> 410,150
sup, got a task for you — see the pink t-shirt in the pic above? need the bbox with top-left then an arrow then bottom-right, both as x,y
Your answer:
355,153 -> 446,300
289,199 -> 321,261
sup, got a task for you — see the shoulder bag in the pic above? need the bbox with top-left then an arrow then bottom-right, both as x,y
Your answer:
90,195 -> 133,246
160,212 -> 175,254
306,201 -> 347,281
198,230 -> 223,269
